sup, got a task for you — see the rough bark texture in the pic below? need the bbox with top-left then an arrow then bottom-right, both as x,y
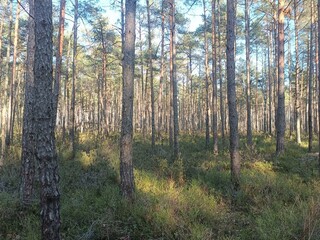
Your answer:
120,0 -> 136,199
34,0 -> 61,238
276,0 -> 285,155
20,0 -> 35,206
227,0 -> 240,191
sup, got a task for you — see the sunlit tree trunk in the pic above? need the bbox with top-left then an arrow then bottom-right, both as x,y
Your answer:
276,0 -> 285,155
120,0 -> 136,199
53,0 -> 66,127
8,2 -> 20,142
294,0 -> 301,144
227,0 -> 240,191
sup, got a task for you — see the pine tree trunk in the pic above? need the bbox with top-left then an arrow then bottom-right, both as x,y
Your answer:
227,0 -> 240,191
212,0 -> 218,154
120,0 -> 136,199
294,0 -> 301,144
276,0 -> 285,155
169,0 -> 179,159
34,0 -> 61,238
53,0 -> 66,127
308,1 -> 314,153
71,0 -> 78,157
146,0 -> 155,148
245,0 -> 252,146
20,0 -> 35,206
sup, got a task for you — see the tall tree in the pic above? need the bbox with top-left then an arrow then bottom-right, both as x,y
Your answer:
169,0 -> 179,159
8,2 -> 20,143
318,0 -> 320,171
71,0 -> 78,157
20,0 -> 35,206
120,0 -> 137,199
53,0 -> 66,126
276,0 -> 285,155
227,0 -> 240,191
245,0 -> 252,146
308,0 -> 314,153
294,0 -> 301,144
146,0 -> 155,148
203,0 -> 210,148
34,0 -> 61,238
212,0 -> 218,154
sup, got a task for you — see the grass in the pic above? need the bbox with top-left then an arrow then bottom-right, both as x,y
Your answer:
0,132 -> 320,239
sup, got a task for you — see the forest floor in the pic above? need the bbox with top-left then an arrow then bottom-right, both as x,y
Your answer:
1,133 -> 320,239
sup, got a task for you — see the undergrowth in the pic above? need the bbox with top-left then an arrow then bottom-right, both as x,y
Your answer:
0,133 -> 320,239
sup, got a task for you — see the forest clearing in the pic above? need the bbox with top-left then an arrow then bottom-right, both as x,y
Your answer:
0,0 -> 320,239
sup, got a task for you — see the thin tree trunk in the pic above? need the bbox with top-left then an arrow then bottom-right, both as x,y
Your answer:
212,0 -> 218,154
146,0 -> 155,148
169,0 -> 179,159
276,0 -> 285,155
34,0 -> 61,238
71,0 -> 78,158
245,0 -> 252,146
294,0 -> 301,144
158,0 -> 165,139
20,0 -> 35,206
317,0 -> 320,172
203,0 -> 210,148
308,1 -> 314,153
227,0 -> 240,191
53,0 -> 66,127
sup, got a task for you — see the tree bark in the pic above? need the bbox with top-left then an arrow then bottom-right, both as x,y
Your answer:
34,0 -> 61,238
276,0 -> 285,155
120,0 -> 136,199
227,0 -> 240,191
20,0 -> 35,206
